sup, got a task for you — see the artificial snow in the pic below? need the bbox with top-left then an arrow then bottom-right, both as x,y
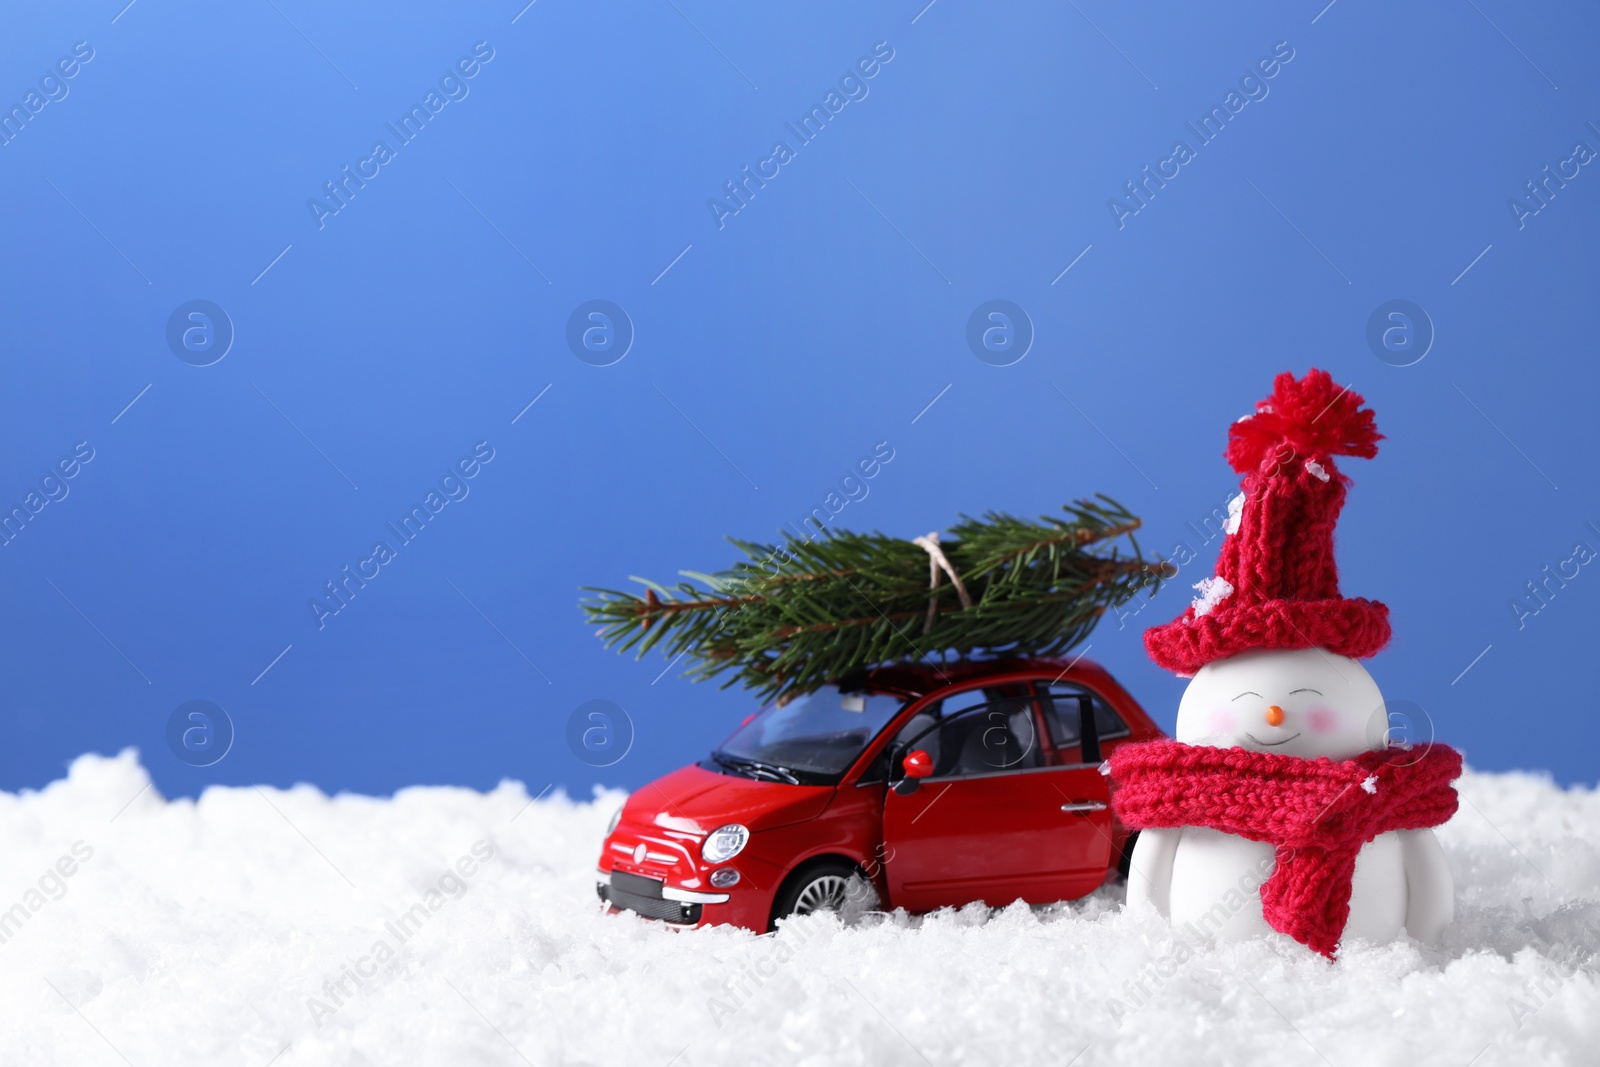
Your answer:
1225,492 -> 1246,536
1191,576 -> 1235,617
3,751 -> 1597,1067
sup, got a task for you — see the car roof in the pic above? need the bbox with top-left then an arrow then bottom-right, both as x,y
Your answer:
857,656 -> 1112,697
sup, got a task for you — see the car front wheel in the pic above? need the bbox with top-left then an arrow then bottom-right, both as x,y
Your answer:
770,861 -> 879,928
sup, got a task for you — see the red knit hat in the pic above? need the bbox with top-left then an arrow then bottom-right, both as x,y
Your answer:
1144,369 -> 1389,676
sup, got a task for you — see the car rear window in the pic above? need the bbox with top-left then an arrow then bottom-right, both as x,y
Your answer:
1035,682 -> 1129,747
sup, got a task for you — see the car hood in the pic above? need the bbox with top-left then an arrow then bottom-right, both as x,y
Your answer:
623,764 -> 835,835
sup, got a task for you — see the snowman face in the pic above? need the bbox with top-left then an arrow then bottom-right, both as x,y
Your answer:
1174,648 -> 1387,760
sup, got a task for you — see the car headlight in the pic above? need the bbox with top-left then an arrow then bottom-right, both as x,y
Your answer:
701,824 -> 749,864
606,807 -> 623,836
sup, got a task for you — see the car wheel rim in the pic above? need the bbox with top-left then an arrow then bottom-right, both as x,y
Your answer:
793,874 -> 850,914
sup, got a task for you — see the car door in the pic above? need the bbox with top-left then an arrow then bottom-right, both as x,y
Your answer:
881,685 -> 1113,912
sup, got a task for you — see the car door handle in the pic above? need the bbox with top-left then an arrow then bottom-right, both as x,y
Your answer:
1060,801 -> 1107,813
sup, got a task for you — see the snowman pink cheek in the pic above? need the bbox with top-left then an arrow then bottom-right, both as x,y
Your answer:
1206,708 -> 1237,735
1307,707 -> 1341,734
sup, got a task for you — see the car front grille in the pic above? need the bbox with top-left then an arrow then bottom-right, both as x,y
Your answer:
599,870 -> 703,924
609,842 -> 680,866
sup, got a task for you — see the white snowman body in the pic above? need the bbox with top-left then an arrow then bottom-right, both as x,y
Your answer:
1126,647 -> 1454,947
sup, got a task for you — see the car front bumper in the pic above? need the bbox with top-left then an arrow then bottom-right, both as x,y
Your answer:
596,868 -> 729,925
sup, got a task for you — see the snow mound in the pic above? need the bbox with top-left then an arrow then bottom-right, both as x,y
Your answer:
2,750 -> 1597,1066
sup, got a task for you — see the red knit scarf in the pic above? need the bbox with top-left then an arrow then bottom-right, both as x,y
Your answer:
1108,739 -> 1462,957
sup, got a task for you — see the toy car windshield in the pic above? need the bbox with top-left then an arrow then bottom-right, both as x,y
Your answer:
706,686 -> 908,784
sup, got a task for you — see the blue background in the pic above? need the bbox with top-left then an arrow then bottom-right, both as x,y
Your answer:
1,0 -> 1596,798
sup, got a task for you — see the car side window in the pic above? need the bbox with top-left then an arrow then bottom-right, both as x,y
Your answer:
897,695 -> 1042,778
1036,682 -> 1129,756
875,686 -> 988,774
861,688 -> 970,783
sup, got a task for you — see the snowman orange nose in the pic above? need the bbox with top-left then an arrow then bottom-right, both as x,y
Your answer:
1265,705 -> 1286,727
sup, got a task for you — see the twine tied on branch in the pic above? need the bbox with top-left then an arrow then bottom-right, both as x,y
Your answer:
911,531 -> 973,635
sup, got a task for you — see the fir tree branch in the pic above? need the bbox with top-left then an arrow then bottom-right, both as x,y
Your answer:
580,496 -> 1169,701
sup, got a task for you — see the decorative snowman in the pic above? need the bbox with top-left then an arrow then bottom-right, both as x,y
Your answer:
1110,370 -> 1461,958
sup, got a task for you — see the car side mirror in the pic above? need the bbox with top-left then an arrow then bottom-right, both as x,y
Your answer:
892,749 -> 933,795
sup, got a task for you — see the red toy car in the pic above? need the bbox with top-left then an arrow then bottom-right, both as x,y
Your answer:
596,658 -> 1164,931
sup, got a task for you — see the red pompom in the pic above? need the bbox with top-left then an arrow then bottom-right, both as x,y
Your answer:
1225,369 -> 1383,474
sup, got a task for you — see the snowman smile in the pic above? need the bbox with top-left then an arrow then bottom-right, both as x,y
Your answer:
1244,731 -> 1302,747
